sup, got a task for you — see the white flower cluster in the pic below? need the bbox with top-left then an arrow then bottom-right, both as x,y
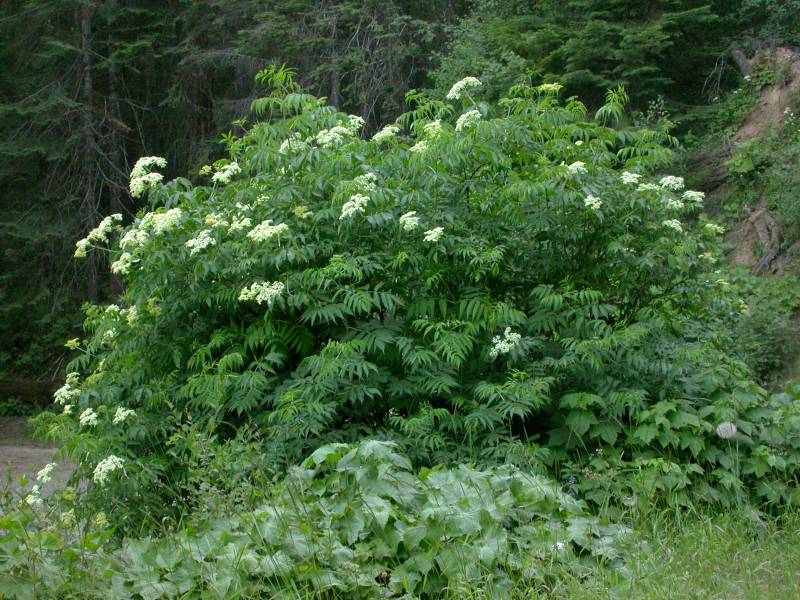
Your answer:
91,215 -> 122,243
279,134 -> 308,154
228,216 -> 252,234
126,305 -> 139,327
637,183 -> 662,193
79,407 -> 99,427
399,211 -> 420,231
185,229 -> 216,255
716,421 -> 737,439
489,327 -> 522,359
423,120 -> 444,137
659,176 -> 685,191
93,455 -> 125,485
423,226 -> 444,242
239,281 -> 285,306
113,406 -> 136,425
74,214 -> 123,258
131,156 -> 167,180
316,125 -> 353,149
455,109 -> 482,131
682,190 -> 705,206
111,251 -> 134,275
204,212 -> 229,228
130,173 -> 164,199
130,156 -> 167,199
621,172 -> 641,185
36,462 -> 57,484
567,161 -> 587,176
665,197 -> 684,211
141,208 -> 183,235
340,194 -> 369,220
372,125 -> 400,143
294,205 -> 313,219
662,219 -> 683,233
212,162 -> 242,185
704,222 -> 725,235
25,485 -> 43,507
353,172 -> 378,193
103,328 -> 118,344
119,228 -> 147,252
584,195 -> 603,210
409,140 -> 429,154
446,76 -> 482,100
54,372 -> 80,406
348,115 -> 365,133
247,219 -> 288,242
537,83 -> 563,94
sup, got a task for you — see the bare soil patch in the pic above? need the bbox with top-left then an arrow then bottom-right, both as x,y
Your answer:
0,416 -> 73,493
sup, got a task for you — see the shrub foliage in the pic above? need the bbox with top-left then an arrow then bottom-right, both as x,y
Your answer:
1,441 -> 628,598
47,73 -> 800,529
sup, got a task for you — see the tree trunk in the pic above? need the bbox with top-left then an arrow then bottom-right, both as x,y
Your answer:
327,12 -> 342,110
329,63 -> 342,110
107,57 -> 127,296
731,45 -> 753,78
79,2 -> 100,301
747,207 -> 782,275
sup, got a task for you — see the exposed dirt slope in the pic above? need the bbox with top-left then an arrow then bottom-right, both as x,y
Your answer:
735,48 -> 800,144
698,48 -> 800,273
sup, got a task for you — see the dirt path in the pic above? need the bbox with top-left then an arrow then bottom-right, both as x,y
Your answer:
0,416 -> 73,493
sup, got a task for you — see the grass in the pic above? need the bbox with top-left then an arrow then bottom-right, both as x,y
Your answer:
246,508 -> 800,600
270,508 -> 800,599
546,509 -> 800,600
4,411 -> 799,599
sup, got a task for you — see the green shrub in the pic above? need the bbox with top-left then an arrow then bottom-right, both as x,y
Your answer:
725,270 -> 800,382
726,138 -> 770,178
0,441 -> 628,599
44,73 -> 800,529
0,398 -> 41,417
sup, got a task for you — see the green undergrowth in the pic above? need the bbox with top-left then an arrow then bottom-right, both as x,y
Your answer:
1,441 -> 628,599
725,269 -> 800,385
3,461 -> 800,599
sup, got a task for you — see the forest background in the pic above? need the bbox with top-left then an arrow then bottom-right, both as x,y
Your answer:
2,0 -> 799,383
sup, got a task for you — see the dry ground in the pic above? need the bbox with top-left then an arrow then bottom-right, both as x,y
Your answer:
0,416 -> 73,493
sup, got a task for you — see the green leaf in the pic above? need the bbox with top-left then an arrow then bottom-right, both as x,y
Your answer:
565,409 -> 598,436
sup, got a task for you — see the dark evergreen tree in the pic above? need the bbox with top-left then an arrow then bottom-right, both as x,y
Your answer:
0,0 -> 462,378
